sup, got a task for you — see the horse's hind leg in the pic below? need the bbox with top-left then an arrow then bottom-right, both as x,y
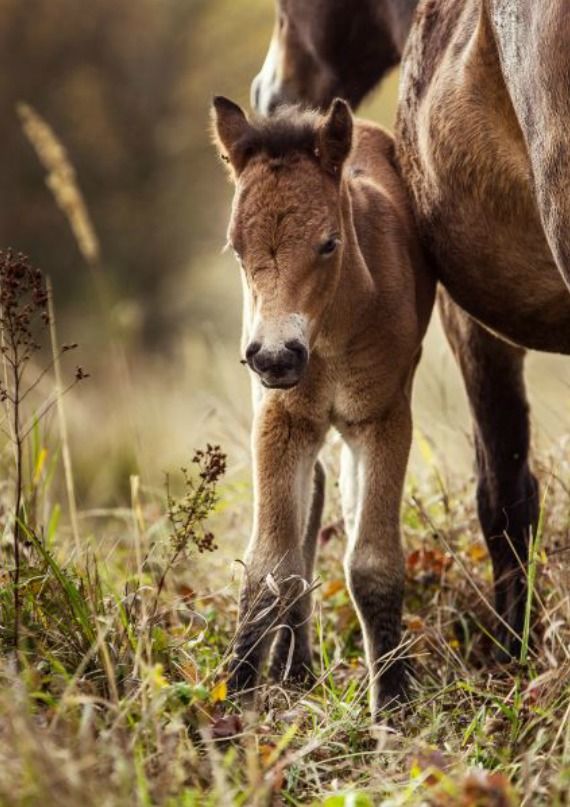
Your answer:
439,290 -> 539,660
268,460 -> 325,684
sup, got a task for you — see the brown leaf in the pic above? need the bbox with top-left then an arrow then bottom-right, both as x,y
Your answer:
177,584 -> 196,602
406,547 -> 452,578
210,714 -> 243,740
406,615 -> 425,632
259,740 -> 277,768
462,770 -> 513,806
322,579 -> 345,598
319,519 -> 344,544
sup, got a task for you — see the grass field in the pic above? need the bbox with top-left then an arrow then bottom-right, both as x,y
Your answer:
0,282 -> 568,806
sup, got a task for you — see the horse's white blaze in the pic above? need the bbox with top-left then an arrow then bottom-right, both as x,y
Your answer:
251,28 -> 281,115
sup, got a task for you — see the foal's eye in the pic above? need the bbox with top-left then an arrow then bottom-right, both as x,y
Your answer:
318,237 -> 339,257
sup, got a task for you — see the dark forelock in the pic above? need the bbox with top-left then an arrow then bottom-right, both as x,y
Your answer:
240,106 -> 321,161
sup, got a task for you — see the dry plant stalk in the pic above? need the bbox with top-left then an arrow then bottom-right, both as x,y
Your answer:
0,249 -> 87,659
17,101 -> 149,493
17,102 -> 100,266
47,277 -> 80,555
150,445 -> 226,617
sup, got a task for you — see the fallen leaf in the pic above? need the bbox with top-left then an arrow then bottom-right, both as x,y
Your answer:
463,770 -> 513,806
467,543 -> 487,563
210,714 -> 242,739
322,579 -> 345,598
319,519 -> 344,544
259,739 -> 277,768
177,584 -> 196,602
406,547 -> 452,578
406,615 -> 425,632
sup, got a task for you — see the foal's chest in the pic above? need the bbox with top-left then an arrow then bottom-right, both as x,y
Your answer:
327,355 -> 400,431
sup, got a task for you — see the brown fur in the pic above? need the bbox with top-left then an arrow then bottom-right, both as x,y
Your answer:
253,0 -> 570,661
212,97 -> 434,714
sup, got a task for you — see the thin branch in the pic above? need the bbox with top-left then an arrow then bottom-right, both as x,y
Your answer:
47,278 -> 81,555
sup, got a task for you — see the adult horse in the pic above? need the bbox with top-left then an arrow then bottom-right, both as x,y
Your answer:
252,0 -> 570,659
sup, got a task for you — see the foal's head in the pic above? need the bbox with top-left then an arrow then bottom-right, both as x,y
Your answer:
212,96 -> 353,389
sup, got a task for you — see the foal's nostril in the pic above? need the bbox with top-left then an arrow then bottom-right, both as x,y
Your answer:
245,341 -> 261,363
285,339 -> 308,365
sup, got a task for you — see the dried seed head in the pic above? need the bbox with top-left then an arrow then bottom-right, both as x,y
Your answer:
0,249 -> 49,360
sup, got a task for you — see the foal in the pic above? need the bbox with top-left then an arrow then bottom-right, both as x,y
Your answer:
212,97 -> 434,715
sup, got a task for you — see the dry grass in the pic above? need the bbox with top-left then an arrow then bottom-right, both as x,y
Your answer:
0,408 -> 568,806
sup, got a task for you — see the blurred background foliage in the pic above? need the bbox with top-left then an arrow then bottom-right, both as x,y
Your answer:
0,0 -> 568,508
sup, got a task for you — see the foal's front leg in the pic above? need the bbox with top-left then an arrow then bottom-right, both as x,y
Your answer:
342,398 -> 412,717
268,459 -> 326,684
228,397 -> 324,695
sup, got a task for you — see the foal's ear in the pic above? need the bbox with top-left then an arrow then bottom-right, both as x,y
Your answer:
211,96 -> 254,178
317,98 -> 353,177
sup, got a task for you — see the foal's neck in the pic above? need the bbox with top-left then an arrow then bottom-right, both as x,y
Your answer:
338,180 -> 374,294
319,180 -> 376,347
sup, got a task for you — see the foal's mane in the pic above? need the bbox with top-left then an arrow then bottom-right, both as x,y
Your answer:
241,106 -> 321,162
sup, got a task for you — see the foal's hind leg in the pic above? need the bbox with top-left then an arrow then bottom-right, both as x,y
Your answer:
268,460 -> 325,684
227,400 -> 325,696
439,291 -> 539,660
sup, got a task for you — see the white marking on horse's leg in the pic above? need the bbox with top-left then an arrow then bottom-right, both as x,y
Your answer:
340,441 -> 359,540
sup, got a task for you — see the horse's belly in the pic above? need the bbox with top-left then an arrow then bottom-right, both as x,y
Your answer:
431,217 -> 570,353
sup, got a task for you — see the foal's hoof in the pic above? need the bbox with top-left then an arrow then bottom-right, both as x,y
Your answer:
372,661 -> 414,720
226,657 -> 259,700
374,686 -> 409,718
493,628 -> 523,665
268,659 -> 315,689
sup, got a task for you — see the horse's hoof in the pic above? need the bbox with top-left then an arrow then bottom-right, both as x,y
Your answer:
268,658 -> 315,688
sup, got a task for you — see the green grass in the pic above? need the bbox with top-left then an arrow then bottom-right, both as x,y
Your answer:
0,428 -> 568,807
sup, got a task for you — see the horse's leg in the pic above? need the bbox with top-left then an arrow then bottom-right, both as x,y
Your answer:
228,400 -> 325,695
268,459 -> 326,684
342,397 -> 412,717
439,290 -> 539,659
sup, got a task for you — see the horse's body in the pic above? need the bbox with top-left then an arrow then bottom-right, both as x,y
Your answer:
397,0 -> 570,353
252,0 -> 570,657
212,97 -> 434,712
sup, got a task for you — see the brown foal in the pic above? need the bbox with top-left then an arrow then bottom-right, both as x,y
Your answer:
212,96 -> 434,714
